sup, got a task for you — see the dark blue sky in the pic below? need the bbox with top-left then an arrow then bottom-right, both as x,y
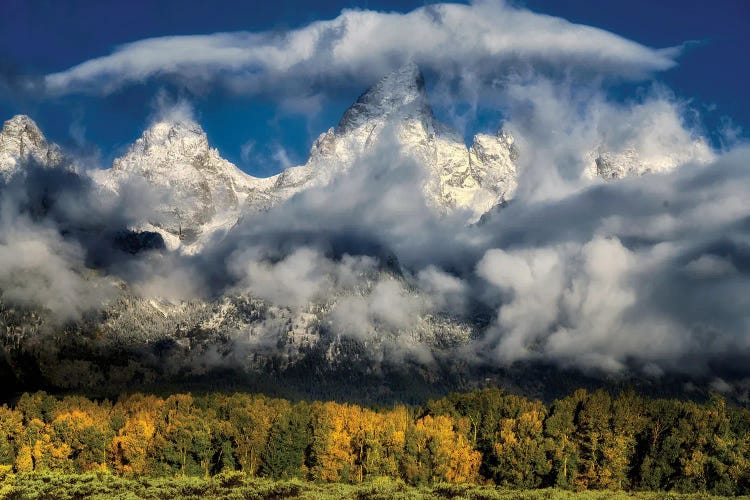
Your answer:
0,0 -> 747,176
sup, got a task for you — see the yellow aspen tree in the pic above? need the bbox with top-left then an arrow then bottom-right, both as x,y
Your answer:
0,406 -> 23,466
414,415 -> 481,484
110,408 -> 158,476
14,446 -> 33,473
53,408 -> 112,471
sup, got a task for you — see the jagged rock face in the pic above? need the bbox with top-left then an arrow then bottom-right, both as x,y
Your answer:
337,62 -> 431,134
0,115 -> 65,179
0,69 -> 717,251
258,63 -> 518,221
94,120 -> 275,250
466,130 -> 518,203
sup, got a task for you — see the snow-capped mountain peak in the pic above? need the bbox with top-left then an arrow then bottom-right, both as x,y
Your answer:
2,114 -> 45,142
0,115 -> 64,178
253,63 -> 517,221
337,62 -> 430,133
95,118 -> 274,251
589,137 -> 714,180
4,67 -> 709,256
133,119 -> 208,155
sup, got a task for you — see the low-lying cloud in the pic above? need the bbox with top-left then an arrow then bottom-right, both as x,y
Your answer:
3,96 -> 747,384
474,146 -> 750,376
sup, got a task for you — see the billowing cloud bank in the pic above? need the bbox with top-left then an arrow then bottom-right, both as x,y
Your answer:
4,131 -> 748,384
200,140 -> 750,379
45,0 -> 678,96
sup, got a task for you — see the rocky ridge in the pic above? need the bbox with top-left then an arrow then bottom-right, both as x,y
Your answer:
92,119 -> 276,252
0,115 -> 66,179
2,65 -> 712,251
257,63 -> 518,221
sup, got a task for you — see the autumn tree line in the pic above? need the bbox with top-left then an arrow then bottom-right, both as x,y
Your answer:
0,388 -> 748,495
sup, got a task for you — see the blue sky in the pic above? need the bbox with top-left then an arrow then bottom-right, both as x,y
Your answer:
0,0 -> 747,177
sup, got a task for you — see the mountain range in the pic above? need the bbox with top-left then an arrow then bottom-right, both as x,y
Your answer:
0,64 -> 716,401
1,64 -> 713,252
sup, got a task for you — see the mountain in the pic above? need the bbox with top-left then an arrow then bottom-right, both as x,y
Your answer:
85,64 -> 519,253
0,115 -> 66,179
3,66 -> 708,257
587,141 -> 713,180
256,63 -> 519,221
0,67 -> 723,402
0,67 -> 714,245
93,119 -> 276,252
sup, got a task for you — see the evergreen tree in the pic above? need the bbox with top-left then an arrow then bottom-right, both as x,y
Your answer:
260,402 -> 310,479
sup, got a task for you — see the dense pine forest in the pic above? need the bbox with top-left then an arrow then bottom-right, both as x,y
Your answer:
0,388 -> 749,498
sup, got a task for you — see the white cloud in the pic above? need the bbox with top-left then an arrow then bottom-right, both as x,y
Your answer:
709,378 -> 733,394
368,279 -> 424,330
238,139 -> 296,173
475,237 -> 693,372
271,145 -> 294,169
0,189 -> 117,321
684,255 -> 736,278
499,79 -> 713,202
476,245 -> 565,363
240,139 -> 256,164
416,266 -> 468,312
228,246 -> 334,308
44,1 -> 678,97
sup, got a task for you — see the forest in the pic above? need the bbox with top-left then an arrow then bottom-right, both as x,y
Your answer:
0,388 -> 748,497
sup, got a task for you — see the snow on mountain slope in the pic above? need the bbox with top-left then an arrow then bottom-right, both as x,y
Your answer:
262,64 -> 714,216
256,63 -> 518,221
0,115 -> 66,179
588,139 -> 713,180
1,66 -> 713,252
94,119 -> 276,252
